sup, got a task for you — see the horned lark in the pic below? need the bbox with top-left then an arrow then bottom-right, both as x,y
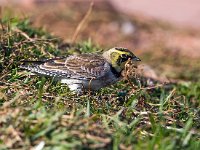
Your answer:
20,47 -> 141,92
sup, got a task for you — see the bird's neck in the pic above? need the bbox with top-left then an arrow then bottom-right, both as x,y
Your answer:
110,65 -> 121,78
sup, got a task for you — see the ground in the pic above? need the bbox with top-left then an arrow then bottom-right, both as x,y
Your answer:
0,2 -> 200,150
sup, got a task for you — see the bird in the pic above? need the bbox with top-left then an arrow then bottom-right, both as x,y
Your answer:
20,47 -> 141,93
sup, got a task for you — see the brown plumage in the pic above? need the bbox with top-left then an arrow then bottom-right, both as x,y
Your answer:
20,47 -> 141,92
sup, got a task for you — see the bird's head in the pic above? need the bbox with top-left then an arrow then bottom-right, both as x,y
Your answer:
102,47 -> 141,73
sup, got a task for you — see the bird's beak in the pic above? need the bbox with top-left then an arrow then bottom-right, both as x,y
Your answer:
132,56 -> 141,61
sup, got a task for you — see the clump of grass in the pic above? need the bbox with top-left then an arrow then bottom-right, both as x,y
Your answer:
0,18 -> 200,149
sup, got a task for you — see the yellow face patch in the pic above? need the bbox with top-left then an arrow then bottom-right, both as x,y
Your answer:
110,49 -> 136,72
102,47 -> 141,73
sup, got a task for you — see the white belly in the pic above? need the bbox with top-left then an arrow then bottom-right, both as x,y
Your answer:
60,72 -> 119,92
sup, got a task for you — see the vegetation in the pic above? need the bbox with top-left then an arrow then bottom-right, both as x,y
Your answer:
0,18 -> 199,150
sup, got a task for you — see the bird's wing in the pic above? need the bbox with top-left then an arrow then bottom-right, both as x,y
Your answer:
20,54 -> 110,79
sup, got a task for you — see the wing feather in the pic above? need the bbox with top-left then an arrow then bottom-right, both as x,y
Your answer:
21,54 -> 110,79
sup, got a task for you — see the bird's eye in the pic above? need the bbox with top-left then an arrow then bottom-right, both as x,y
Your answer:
121,54 -> 127,58
120,54 -> 129,62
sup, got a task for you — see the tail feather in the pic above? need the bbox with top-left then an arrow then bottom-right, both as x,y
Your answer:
19,57 -> 70,78
19,64 -> 67,78
19,64 -> 47,75
19,60 -> 48,76
20,60 -> 44,64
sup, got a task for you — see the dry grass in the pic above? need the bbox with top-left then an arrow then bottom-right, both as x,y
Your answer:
0,18 -> 199,150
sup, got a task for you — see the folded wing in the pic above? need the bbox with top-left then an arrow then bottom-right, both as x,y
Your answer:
20,54 -> 110,80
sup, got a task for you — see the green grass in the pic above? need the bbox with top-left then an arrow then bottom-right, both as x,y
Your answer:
0,18 -> 200,150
